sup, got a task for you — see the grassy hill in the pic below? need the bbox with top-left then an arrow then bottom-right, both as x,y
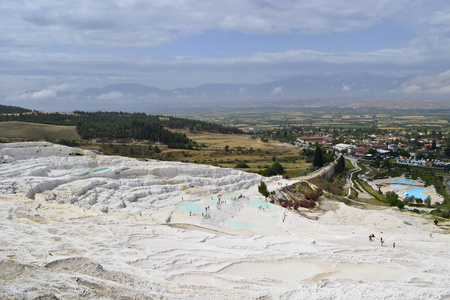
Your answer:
0,121 -> 81,142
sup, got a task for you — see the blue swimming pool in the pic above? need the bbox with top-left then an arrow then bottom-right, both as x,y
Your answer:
402,188 -> 428,200
389,184 -> 407,189
224,220 -> 253,229
177,201 -> 205,215
395,179 -> 417,185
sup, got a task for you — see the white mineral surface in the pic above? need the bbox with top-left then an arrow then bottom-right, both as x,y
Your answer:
0,142 -> 449,299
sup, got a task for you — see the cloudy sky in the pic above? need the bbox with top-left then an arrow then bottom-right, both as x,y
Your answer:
2,0 -> 450,108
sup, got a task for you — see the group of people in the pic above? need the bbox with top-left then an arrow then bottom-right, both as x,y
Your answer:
369,234 -> 395,248
258,205 -> 270,212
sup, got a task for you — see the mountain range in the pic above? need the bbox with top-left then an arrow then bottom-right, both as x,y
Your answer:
16,73 -> 450,113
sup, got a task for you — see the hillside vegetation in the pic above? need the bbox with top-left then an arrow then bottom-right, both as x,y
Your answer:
0,121 -> 80,142
0,109 -> 241,149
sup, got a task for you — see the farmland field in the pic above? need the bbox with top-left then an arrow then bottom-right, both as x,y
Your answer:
179,107 -> 450,133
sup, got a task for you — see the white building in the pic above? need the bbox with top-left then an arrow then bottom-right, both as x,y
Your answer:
334,143 -> 354,152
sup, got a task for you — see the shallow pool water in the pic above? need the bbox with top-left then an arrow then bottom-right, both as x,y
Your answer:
177,201 -> 205,215
249,197 -> 280,211
224,220 -> 253,229
92,168 -> 113,174
221,193 -> 240,201
404,205 -> 433,213
389,185 -> 407,189
71,170 -> 89,176
395,179 -> 417,185
402,188 -> 428,200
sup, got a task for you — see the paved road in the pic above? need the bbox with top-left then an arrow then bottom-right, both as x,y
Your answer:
343,155 -> 374,199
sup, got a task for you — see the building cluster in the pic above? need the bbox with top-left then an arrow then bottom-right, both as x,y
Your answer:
297,132 -> 449,167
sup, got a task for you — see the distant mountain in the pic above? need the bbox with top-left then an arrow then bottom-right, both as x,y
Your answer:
73,74 -> 409,103
6,74 -> 422,113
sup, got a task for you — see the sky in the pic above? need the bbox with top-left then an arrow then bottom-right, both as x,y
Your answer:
2,0 -> 450,108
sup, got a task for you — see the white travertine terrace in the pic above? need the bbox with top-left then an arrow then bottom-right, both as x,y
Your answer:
0,142 -> 449,299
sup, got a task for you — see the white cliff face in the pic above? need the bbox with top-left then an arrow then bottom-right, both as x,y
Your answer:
0,142 -> 449,300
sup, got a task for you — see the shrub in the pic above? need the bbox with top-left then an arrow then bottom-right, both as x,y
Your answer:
442,210 -> 450,218
396,201 -> 405,209
299,200 -> 316,208
258,182 -> 269,199
235,162 -> 250,168
388,197 -> 398,206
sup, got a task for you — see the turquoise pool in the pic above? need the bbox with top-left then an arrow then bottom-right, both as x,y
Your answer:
395,179 -> 416,185
404,206 -> 433,213
402,188 -> 428,200
389,184 -> 407,189
206,194 -> 237,207
249,197 -> 280,211
92,168 -> 113,174
221,193 -> 240,201
224,220 -> 253,229
177,201 -> 205,215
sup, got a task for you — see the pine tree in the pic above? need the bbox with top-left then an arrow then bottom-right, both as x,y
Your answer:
334,155 -> 345,173
313,146 -> 324,167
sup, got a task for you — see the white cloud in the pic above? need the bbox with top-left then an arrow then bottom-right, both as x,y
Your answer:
96,91 -> 123,100
393,70 -> 450,94
2,0 -> 450,102
17,83 -> 68,100
391,70 -> 450,95
0,0 -> 415,48
271,86 -> 283,95
28,89 -> 57,99
342,84 -> 350,92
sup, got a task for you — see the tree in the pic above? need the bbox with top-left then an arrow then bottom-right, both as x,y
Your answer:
388,197 -> 398,206
224,145 -> 230,152
368,148 -> 377,155
270,162 -> 284,175
313,146 -> 324,167
258,182 -> 269,199
334,155 -> 345,173
445,147 -> 450,158
385,191 -> 399,200
425,196 -> 432,207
